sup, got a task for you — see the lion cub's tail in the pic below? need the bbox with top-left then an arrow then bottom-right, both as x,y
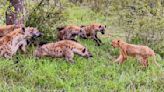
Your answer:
152,53 -> 160,67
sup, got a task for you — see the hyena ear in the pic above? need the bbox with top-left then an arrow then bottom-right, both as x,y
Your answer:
22,27 -> 25,33
56,26 -> 65,31
105,25 -> 106,28
80,25 -> 85,28
38,41 -> 47,47
82,48 -> 86,53
99,25 -> 101,28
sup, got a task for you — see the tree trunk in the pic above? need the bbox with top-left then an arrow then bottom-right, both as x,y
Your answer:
6,0 -> 25,25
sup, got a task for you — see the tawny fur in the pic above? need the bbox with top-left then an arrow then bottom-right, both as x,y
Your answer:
80,23 -> 106,46
112,39 -> 160,67
57,25 -> 87,41
34,40 -> 92,63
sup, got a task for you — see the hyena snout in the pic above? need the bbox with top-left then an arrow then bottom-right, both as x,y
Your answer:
81,48 -> 93,58
34,32 -> 43,37
87,52 -> 93,58
100,28 -> 105,34
99,25 -> 106,34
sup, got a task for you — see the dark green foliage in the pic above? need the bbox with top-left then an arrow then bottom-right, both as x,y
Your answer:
25,0 -> 67,42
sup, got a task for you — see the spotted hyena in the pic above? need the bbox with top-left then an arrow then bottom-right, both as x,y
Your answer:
80,23 -> 106,46
0,27 -> 42,58
57,25 -> 87,41
34,40 -> 93,63
0,24 -> 23,37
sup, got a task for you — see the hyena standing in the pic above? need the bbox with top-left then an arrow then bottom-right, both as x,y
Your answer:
34,40 -> 93,63
0,27 -> 42,58
80,23 -> 106,46
57,25 -> 87,41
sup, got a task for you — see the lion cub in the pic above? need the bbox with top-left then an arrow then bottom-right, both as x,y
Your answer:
112,39 -> 160,67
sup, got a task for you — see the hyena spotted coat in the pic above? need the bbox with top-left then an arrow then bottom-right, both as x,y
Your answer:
34,40 -> 93,63
0,28 -> 25,58
80,23 -> 106,46
57,25 -> 87,41
0,27 -> 42,58
0,24 -> 22,37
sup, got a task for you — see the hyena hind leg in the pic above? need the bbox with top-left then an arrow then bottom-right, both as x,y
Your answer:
92,35 -> 102,46
93,38 -> 101,46
95,35 -> 102,43
64,49 -> 75,64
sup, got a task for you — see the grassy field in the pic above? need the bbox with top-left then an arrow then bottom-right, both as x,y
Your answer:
0,38 -> 164,92
0,4 -> 164,92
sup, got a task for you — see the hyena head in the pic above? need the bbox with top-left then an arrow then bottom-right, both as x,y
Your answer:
25,27 -> 43,39
79,28 -> 87,39
74,47 -> 93,58
94,24 -> 106,34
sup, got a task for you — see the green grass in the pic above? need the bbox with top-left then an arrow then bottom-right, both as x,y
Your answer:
0,4 -> 164,92
0,38 -> 164,92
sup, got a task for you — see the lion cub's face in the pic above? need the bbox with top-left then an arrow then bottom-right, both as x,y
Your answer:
112,39 -> 121,48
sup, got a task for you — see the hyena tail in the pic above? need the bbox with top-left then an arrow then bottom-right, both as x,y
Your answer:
152,54 -> 160,67
56,26 -> 65,31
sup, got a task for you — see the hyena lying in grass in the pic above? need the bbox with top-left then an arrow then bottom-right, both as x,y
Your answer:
34,40 -> 93,63
80,23 -> 106,46
57,25 -> 87,41
0,27 -> 42,58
